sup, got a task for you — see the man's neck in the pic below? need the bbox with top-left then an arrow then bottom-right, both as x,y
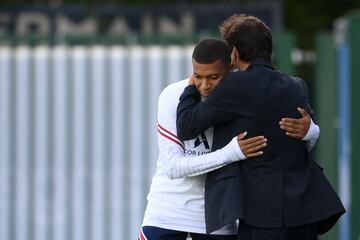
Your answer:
239,60 -> 250,71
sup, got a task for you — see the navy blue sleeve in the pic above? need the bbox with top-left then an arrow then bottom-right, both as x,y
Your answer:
176,75 -> 239,141
298,77 -> 317,124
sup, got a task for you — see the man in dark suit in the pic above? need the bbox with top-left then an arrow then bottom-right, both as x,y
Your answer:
176,14 -> 345,239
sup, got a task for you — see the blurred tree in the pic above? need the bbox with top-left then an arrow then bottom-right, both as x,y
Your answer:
283,0 -> 360,49
281,0 -> 359,92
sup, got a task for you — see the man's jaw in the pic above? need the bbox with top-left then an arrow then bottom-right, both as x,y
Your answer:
200,90 -> 211,98
201,92 -> 210,101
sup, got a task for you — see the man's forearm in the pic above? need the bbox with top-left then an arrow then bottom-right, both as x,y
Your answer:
163,136 -> 245,179
176,85 -> 204,140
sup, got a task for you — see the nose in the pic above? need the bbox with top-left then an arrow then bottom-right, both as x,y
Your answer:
200,80 -> 211,90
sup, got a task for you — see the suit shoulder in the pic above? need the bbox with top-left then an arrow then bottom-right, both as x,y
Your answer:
221,71 -> 257,89
286,75 -> 308,90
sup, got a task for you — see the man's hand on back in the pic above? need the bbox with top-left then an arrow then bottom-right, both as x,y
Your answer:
279,107 -> 311,140
237,132 -> 267,158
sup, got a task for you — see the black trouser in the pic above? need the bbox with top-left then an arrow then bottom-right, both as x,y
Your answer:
237,221 -> 318,240
140,226 -> 237,240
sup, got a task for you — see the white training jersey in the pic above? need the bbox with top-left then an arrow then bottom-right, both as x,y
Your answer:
142,79 -> 244,234
142,79 -> 320,234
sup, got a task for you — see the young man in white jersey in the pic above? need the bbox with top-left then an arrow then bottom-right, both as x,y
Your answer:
140,38 -> 319,240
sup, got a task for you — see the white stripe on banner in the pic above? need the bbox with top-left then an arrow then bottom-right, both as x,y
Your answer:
184,45 -> 194,75
167,46 -> 183,85
110,46 -> 127,240
72,46 -> 87,240
53,46 -> 68,240
91,46 -> 106,240
129,46 -> 145,240
0,46 -> 11,240
33,46 -> 50,240
15,46 -> 31,240
147,46 -> 163,183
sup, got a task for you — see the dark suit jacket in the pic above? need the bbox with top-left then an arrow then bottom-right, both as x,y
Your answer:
176,59 -> 345,234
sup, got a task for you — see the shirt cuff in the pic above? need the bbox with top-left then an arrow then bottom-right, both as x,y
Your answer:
302,118 -> 319,141
228,136 -> 246,160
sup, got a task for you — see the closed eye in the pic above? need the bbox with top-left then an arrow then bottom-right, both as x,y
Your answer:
208,75 -> 220,80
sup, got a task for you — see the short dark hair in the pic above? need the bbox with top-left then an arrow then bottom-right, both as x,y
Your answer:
192,38 -> 231,67
219,14 -> 272,62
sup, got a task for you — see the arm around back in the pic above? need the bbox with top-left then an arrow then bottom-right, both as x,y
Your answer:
176,74 -> 240,141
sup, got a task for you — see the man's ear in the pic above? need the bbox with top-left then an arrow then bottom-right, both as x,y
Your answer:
231,47 -> 239,67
